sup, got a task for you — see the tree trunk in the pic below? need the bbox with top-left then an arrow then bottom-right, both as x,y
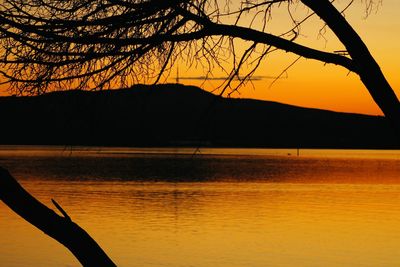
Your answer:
0,167 -> 116,267
301,0 -> 400,135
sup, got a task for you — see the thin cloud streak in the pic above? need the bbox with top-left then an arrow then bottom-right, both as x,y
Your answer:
173,75 -> 287,81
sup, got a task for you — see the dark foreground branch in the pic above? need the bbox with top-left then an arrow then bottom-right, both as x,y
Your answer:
301,0 -> 400,136
0,167 -> 116,267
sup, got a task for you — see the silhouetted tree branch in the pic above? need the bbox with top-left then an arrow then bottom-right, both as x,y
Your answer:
0,1 -> 372,90
0,167 -> 116,267
301,0 -> 400,133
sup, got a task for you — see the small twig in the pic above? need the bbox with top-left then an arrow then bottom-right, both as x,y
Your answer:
269,56 -> 301,89
52,199 -> 72,221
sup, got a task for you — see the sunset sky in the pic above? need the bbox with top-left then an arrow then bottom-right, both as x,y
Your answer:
0,1 -> 398,116
170,1 -> 400,116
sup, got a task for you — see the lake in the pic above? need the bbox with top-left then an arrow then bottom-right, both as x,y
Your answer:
1,146 -> 400,266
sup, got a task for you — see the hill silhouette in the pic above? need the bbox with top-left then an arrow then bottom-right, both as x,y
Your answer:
0,84 -> 397,148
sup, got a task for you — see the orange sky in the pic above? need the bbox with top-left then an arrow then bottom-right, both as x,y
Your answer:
169,1 -> 400,116
0,1 -> 398,116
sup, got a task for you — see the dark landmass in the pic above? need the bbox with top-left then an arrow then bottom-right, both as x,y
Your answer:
0,84 -> 398,148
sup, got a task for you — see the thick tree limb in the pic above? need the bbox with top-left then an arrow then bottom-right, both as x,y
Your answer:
176,6 -> 358,72
301,0 -> 400,134
205,22 -> 358,73
0,167 -> 116,267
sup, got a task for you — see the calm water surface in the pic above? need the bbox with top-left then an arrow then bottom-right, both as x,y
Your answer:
1,146 -> 400,266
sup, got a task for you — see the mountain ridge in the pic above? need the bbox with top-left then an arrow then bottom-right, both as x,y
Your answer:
0,83 -> 397,148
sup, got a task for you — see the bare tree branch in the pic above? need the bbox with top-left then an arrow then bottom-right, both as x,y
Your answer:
0,167 -> 116,267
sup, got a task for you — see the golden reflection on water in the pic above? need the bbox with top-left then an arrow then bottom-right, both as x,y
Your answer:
2,181 -> 400,267
1,148 -> 400,266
